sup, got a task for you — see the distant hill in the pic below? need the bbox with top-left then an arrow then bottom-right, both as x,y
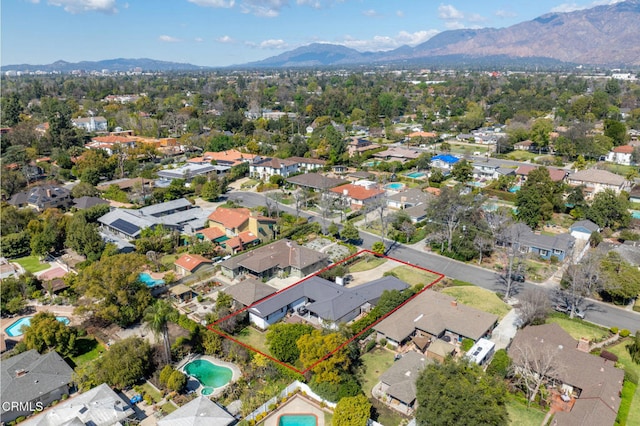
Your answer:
1,58 -> 211,73
244,0 -> 640,68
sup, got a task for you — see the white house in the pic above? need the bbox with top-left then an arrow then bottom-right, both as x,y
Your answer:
250,157 -> 299,180
71,116 -> 108,132
605,145 -> 634,166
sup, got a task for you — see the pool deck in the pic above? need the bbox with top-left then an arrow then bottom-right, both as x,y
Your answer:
1,305 -> 79,343
182,355 -> 242,398
263,394 -> 327,426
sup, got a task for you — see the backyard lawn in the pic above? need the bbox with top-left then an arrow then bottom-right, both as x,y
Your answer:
441,286 -> 512,319
160,254 -> 180,268
349,256 -> 387,273
140,382 -> 163,403
607,340 -> 640,425
70,338 -> 106,367
13,256 -> 50,274
358,347 -> 395,397
506,396 -> 547,425
386,265 -> 440,288
506,151 -> 539,161
161,402 -> 178,415
546,315 -> 610,342
235,326 -> 270,355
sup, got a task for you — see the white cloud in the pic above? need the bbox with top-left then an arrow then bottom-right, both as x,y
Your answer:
216,35 -> 235,43
334,29 -> 439,51
195,37 -> 204,42
46,0 -> 118,14
188,0 -> 343,17
444,21 -> 465,30
551,0 -> 623,13
248,39 -> 289,49
396,10 -> 404,18
362,9 -> 380,17
494,9 -> 517,19
438,4 -> 464,20
159,35 -> 181,43
187,0 -> 235,7
466,13 -> 486,23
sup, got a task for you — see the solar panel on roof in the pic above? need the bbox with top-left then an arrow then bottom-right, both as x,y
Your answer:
111,218 -> 140,236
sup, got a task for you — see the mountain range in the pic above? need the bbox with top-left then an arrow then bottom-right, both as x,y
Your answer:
3,0 -> 640,72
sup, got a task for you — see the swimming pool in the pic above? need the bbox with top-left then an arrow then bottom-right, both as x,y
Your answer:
183,359 -> 233,390
384,182 -> 405,191
631,210 -> 640,220
139,272 -> 165,287
508,185 -> 521,193
406,171 -> 425,179
5,316 -> 70,337
278,414 -> 318,426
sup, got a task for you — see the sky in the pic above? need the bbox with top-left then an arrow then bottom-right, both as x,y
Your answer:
1,0 -> 627,67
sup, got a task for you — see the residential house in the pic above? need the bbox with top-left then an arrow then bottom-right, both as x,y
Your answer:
72,196 -> 109,210
629,186 -> 640,204
8,185 -> 72,211
374,351 -> 432,415
567,169 -> 631,198
21,383 -> 134,426
158,395 -> 236,426
513,140 -> 536,151
289,156 -> 326,173
96,177 -> 154,194
157,163 -> 223,183
508,324 -> 624,426
569,220 -> 600,241
223,278 -> 277,308
502,223 -> 575,261
174,254 -> 213,277
374,290 -> 498,348
188,149 -> 256,167
605,145 -> 634,165
329,180 -> 385,210
1,350 -> 74,423
71,116 -> 107,132
224,231 -> 261,254
372,147 -> 421,163
170,284 -> 198,303
84,135 -> 136,156
471,159 -> 516,181
219,239 -> 329,281
515,165 -> 567,183
286,173 -> 348,191
347,138 -> 380,157
248,276 -> 409,329
250,157 -> 299,180
430,154 -> 460,171
0,257 -> 21,279
386,188 -> 432,211
207,207 -> 276,242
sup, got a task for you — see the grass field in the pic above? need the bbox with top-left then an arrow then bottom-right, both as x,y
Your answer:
140,382 -> 163,403
386,265 -> 440,288
235,326 -> 270,354
70,338 -> 105,367
160,254 -> 180,268
349,256 -> 387,272
161,402 -> 178,414
506,396 -> 548,425
506,151 -> 539,161
546,315 -> 610,342
441,286 -> 512,319
607,340 -> 640,425
359,347 -> 395,397
13,256 -> 50,273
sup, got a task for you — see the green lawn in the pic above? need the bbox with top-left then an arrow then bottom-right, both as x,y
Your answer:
70,338 -> 106,367
386,265 -> 440,288
160,401 -> 178,415
160,254 -> 180,268
546,315 -> 610,342
13,256 -> 50,273
506,396 -> 548,425
607,340 -> 640,425
235,326 -> 270,354
349,256 -> 387,272
441,286 -> 512,319
140,382 -> 163,403
359,347 -> 395,397
506,151 -> 539,161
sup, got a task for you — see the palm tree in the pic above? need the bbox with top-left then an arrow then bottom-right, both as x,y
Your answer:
144,300 -> 177,364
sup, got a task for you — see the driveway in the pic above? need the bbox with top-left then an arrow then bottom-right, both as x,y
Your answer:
490,307 -> 520,350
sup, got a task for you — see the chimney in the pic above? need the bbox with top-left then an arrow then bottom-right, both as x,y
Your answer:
15,369 -> 27,378
451,300 -> 457,308
577,337 -> 590,353
46,189 -> 52,198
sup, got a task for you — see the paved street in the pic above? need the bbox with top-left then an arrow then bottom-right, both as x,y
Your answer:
225,190 -> 639,332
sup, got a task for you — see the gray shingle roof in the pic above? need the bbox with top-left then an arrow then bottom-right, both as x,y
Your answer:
286,173 -> 348,190
570,220 -> 600,233
223,279 -> 277,306
72,196 -> 109,210
379,351 -> 432,405
568,169 -> 627,186
158,395 -> 235,426
1,350 -> 73,414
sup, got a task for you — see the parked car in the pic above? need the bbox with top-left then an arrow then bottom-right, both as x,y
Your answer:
554,304 -> 585,319
511,273 -> 525,282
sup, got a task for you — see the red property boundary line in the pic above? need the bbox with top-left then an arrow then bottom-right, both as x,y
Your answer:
206,249 -> 445,375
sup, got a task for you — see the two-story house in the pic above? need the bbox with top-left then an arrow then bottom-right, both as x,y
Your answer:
567,169 -> 631,198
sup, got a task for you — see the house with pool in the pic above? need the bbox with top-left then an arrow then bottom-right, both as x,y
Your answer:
329,181 -> 385,211
248,275 -> 409,329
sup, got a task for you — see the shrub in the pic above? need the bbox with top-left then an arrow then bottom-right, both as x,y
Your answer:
461,338 -> 474,352
610,327 -> 619,334
600,350 -> 618,363
365,340 -> 377,353
379,338 -> 387,347
487,349 -> 511,379
620,329 -> 631,337
624,369 -> 639,385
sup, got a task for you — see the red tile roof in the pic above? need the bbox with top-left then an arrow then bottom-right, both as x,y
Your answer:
91,135 -> 136,144
330,183 -> 385,200
174,254 -> 212,272
613,145 -> 634,154
189,149 -> 256,165
198,227 -> 226,241
227,231 -> 260,249
516,165 -> 567,182
208,207 -> 251,229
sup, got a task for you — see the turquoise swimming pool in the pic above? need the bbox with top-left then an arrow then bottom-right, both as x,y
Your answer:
385,182 -> 405,191
184,359 -> 233,390
631,210 -> 640,220
278,414 -> 318,426
5,316 -> 70,337
508,185 -> 521,193
139,272 -> 165,287
406,171 -> 425,179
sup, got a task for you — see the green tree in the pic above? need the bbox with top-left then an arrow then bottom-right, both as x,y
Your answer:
371,241 -> 385,256
1,93 -> 22,126
627,331 -> 640,364
599,252 -> 640,304
604,119 -> 628,146
297,330 -> 350,384
65,215 -> 105,261
586,189 -> 631,229
530,118 -> 553,153
333,394 -> 371,426
201,178 -> 226,201
71,182 -> 99,198
415,357 -> 509,426
22,312 -> 78,357
74,337 -> 152,391
341,222 -> 360,243
144,300 -> 178,364
451,159 -> 473,183
328,222 -> 339,237
486,349 -> 511,379
30,222 -> 59,258
516,167 -> 560,229
167,370 -> 187,393
0,231 -> 31,258
266,323 -> 314,363
74,254 -> 152,326
159,365 -> 174,387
